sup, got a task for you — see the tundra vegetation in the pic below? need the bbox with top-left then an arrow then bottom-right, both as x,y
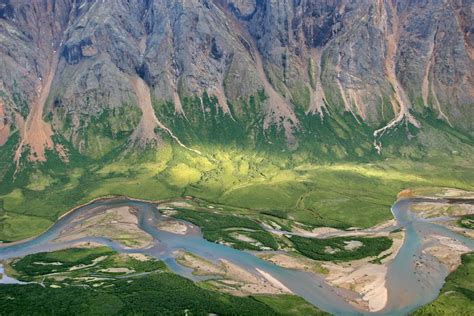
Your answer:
173,208 -> 279,251
0,1 -> 473,314
0,247 -> 326,315
1,140 -> 472,243
0,92 -> 472,316
289,236 -> 393,261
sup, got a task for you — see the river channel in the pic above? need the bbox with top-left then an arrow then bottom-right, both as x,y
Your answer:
0,197 -> 472,315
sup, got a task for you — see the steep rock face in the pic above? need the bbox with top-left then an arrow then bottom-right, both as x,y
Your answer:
232,0 -> 473,130
0,0 -> 75,162
0,0 -> 472,161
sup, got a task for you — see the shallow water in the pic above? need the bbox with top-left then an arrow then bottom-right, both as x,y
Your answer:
380,199 -> 474,315
0,197 -> 472,315
0,264 -> 28,284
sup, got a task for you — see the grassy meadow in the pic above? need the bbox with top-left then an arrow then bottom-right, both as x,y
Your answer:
0,96 -> 473,243
0,92 -> 472,316
0,139 -> 473,243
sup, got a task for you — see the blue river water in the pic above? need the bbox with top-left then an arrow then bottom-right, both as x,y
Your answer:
0,197 -> 472,315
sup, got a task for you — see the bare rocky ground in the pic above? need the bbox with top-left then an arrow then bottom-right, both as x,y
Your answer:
0,0 -> 472,160
55,206 -> 153,249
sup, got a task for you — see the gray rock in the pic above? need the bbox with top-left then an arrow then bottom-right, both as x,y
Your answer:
0,0 -> 472,158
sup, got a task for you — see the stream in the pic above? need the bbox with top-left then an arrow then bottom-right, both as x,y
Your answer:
0,197 -> 472,315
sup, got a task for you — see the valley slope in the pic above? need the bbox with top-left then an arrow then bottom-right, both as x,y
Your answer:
0,1 -> 473,315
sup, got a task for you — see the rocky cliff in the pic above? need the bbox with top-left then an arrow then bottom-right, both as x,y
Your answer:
0,0 -> 472,163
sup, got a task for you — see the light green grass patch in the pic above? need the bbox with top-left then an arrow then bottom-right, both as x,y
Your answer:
140,144 -> 173,174
84,177 -> 176,202
84,133 -> 120,159
187,155 -> 216,172
220,181 -> 307,210
168,163 -> 202,187
238,159 -> 250,175
63,168 -> 84,190
1,189 -> 25,210
26,171 -> 57,191
0,212 -> 52,242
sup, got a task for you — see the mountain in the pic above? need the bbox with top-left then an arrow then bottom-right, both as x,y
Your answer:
0,0 -> 472,168
1,3 -> 473,315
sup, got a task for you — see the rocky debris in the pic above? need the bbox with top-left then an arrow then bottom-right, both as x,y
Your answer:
0,0 -> 77,164
0,0 -> 472,160
129,75 -> 206,158
231,0 -> 472,129
129,76 -> 163,147
0,99 -> 10,146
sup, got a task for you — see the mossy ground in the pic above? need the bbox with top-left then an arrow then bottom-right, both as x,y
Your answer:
1,247 -> 326,315
0,95 -> 473,243
289,235 -> 393,261
172,206 -> 279,251
0,94 -> 473,315
0,138 -> 473,242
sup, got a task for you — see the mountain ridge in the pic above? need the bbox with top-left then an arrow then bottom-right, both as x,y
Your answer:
0,0 -> 473,166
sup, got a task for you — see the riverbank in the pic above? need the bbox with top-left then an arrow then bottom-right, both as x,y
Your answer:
256,192 -> 473,314
54,205 -> 154,249
174,250 -> 292,295
0,193 -> 472,315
